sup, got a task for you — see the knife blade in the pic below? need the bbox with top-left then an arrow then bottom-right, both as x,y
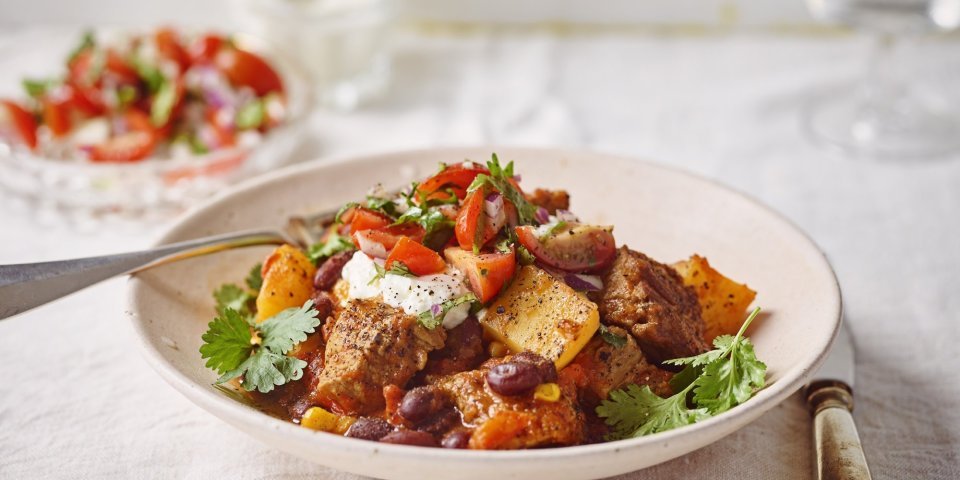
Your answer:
805,321 -> 873,480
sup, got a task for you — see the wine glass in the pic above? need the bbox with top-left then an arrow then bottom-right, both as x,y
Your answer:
804,0 -> 960,158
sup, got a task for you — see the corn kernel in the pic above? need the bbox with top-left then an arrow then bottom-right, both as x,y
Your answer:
334,415 -> 357,435
301,407 -> 339,432
534,383 -> 561,402
488,341 -> 509,358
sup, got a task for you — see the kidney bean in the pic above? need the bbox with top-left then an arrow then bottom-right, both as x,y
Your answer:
440,430 -> 471,449
398,386 -> 449,423
313,251 -> 353,290
345,417 -> 393,441
379,430 -> 439,447
512,351 -> 558,383
486,361 -> 542,396
309,290 -> 335,321
414,408 -> 460,435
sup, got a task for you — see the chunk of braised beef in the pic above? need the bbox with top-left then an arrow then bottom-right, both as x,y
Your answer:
345,417 -> 393,441
413,408 -> 461,436
379,430 -> 439,447
313,251 -> 353,291
420,316 -> 485,378
526,188 -> 570,214
597,246 -> 709,364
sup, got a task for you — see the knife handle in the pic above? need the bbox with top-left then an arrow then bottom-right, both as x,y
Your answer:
806,381 -> 873,480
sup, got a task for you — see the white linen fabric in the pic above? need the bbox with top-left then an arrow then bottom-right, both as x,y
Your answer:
1,26 -> 958,480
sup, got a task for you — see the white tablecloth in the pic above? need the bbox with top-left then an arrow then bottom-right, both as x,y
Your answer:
1,27 -> 959,480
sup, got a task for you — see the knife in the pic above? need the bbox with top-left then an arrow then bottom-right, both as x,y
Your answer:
805,322 -> 873,480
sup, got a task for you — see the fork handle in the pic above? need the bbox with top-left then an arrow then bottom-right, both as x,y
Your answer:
0,230 -> 289,320
807,381 -> 873,480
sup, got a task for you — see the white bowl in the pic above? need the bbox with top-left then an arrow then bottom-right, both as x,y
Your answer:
127,147 -> 841,479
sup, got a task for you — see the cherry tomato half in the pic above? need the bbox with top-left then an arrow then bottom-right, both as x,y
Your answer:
0,100 -> 38,149
515,223 -> 616,273
386,236 -> 447,276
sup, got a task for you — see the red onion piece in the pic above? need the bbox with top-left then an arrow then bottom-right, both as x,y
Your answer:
534,207 -> 550,224
355,233 -> 388,259
563,273 -> 603,292
430,303 -> 443,316
485,193 -> 506,228
555,209 -> 579,222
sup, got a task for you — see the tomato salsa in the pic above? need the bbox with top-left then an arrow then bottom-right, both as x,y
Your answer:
0,28 -> 286,162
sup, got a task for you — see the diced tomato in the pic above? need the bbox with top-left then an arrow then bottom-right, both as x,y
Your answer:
89,130 -> 155,162
417,162 -> 489,201
89,110 -> 156,162
351,229 -> 397,258
444,247 -> 516,303
42,97 -> 72,137
515,223 -> 616,273
69,49 -> 139,87
350,207 -> 393,233
455,188 -> 503,251
215,47 -> 283,96
155,27 -> 190,71
123,109 -> 154,133
65,82 -> 104,116
105,51 -> 140,84
189,34 -> 225,65
0,100 -> 38,149
386,237 -> 447,276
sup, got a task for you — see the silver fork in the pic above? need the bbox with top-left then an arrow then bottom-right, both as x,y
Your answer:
0,209 -> 339,321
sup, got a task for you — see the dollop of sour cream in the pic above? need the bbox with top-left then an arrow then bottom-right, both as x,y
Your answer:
339,251 -> 473,329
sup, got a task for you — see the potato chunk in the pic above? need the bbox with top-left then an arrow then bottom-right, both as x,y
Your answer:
673,255 -> 756,343
255,245 -> 317,322
481,266 -> 599,368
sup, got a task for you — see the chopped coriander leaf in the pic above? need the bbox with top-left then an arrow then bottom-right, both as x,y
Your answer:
366,195 -> 400,218
307,233 -> 355,264
599,325 -> 627,349
494,237 -> 514,254
213,283 -> 255,317
516,245 -> 536,265
387,261 -> 415,277
235,99 -> 265,130
370,262 -> 386,284
22,78 -> 55,98
131,56 -> 164,92
418,293 -> 478,329
392,206 -> 455,241
67,30 -> 95,63
540,220 -> 568,240
116,84 -> 138,106
597,307 -> 766,439
245,263 -> 263,291
151,80 -> 179,126
334,202 -> 360,224
201,300 -> 321,393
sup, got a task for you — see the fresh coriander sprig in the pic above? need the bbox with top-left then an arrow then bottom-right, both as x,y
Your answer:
199,300 -> 321,394
597,307 -> 766,439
